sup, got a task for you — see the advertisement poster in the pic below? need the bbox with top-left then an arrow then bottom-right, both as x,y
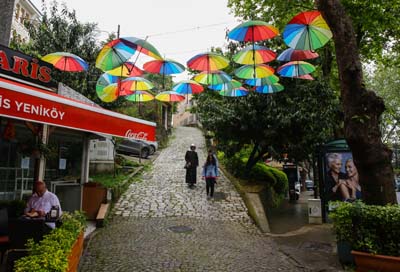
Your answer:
324,152 -> 362,203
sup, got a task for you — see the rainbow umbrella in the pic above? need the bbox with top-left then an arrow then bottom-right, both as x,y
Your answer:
121,77 -> 154,94
106,62 -> 144,77
125,91 -> 154,102
277,48 -> 319,61
233,45 -> 276,65
283,11 -> 333,51
187,52 -> 229,72
96,83 -> 119,103
143,59 -> 185,75
235,64 -> 275,79
209,79 -> 242,92
96,73 -> 118,91
155,91 -> 185,102
255,84 -> 285,94
220,87 -> 249,97
96,39 -> 136,71
173,80 -> 204,95
245,75 -> 280,86
120,37 -> 163,60
277,61 -> 316,77
294,74 -> 314,80
42,52 -> 88,72
228,20 -> 279,42
193,71 -> 232,85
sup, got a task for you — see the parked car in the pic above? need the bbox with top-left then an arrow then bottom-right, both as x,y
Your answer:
142,140 -> 158,155
305,180 -> 314,191
116,139 -> 151,158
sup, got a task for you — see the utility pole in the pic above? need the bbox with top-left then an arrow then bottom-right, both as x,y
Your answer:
117,24 -> 120,39
0,0 -> 16,46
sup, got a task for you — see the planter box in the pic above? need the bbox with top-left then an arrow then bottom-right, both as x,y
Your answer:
352,250 -> 400,272
66,232 -> 84,272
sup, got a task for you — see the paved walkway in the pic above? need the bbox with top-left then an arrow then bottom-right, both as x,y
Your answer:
79,127 -> 309,271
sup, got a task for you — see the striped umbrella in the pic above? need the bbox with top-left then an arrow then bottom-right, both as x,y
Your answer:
143,59 -> 185,75
187,52 -> 229,72
42,52 -> 88,72
106,62 -> 144,77
209,79 -> 242,92
96,73 -> 119,102
255,84 -> 285,94
277,48 -> 319,62
120,37 -> 163,60
294,74 -> 315,80
173,80 -> 204,95
220,87 -> 249,97
277,61 -> 316,77
235,64 -> 275,79
233,45 -> 276,65
121,77 -> 154,96
96,38 -> 136,71
193,71 -> 232,85
155,91 -> 185,102
245,75 -> 280,86
125,91 -> 154,102
228,20 -> 279,42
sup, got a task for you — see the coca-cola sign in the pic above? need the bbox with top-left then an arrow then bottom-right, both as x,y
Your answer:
125,130 -> 148,140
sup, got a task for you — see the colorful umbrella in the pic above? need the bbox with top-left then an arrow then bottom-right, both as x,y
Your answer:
255,84 -> 285,94
96,83 -> 119,103
155,91 -> 185,102
235,64 -> 275,79
209,79 -> 242,92
120,37 -> 163,60
294,74 -> 314,80
220,87 -> 249,97
283,11 -> 333,51
96,73 -> 119,91
106,62 -> 144,77
42,52 -> 88,72
277,61 -> 316,77
173,80 -> 204,95
187,52 -> 229,72
233,45 -> 276,65
143,59 -> 185,75
193,71 -> 232,85
96,39 -> 136,71
121,77 -> 154,93
245,75 -> 280,86
228,20 -> 279,42
277,48 -> 319,61
125,91 -> 154,102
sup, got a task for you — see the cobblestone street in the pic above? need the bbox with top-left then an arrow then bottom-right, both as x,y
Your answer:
79,127 -> 307,271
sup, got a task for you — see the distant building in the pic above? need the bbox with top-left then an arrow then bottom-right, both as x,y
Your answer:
11,0 -> 41,43
173,97 -> 198,127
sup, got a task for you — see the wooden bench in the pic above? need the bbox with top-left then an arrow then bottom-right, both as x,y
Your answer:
96,203 -> 110,228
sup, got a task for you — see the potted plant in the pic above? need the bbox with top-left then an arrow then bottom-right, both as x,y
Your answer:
330,201 -> 400,272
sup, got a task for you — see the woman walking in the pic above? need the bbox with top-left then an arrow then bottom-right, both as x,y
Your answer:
202,151 -> 219,199
185,144 -> 199,188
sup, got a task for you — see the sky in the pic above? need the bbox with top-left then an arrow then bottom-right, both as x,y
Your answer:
32,0 -> 241,82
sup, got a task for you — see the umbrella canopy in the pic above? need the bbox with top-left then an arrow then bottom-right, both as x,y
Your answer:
125,90 -> 154,102
155,91 -> 185,102
235,64 -> 275,79
173,80 -> 204,95
255,83 -> 285,94
143,59 -> 185,75
96,38 -> 136,71
209,79 -> 242,92
277,48 -> 319,61
106,62 -> 144,77
283,11 -> 333,51
42,52 -> 88,72
121,77 -> 154,93
96,83 -> 119,103
245,75 -> 280,86
120,37 -> 163,60
96,73 -> 119,91
187,52 -> 229,72
228,20 -> 279,42
220,87 -> 249,97
233,45 -> 276,65
277,61 -> 316,77
193,71 -> 232,85
294,74 -> 315,80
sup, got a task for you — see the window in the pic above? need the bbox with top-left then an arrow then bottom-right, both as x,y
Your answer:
15,3 -> 20,19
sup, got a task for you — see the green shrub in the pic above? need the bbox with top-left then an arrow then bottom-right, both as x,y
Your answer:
14,211 -> 86,272
330,201 -> 400,256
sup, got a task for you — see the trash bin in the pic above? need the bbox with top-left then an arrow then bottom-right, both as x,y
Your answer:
308,198 -> 322,224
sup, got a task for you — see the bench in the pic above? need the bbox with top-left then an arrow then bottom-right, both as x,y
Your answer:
96,203 -> 110,228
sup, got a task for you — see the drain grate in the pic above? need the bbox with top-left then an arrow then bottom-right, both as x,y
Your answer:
167,225 -> 193,233
213,192 -> 227,201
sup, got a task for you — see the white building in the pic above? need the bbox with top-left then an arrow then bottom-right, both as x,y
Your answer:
11,0 -> 41,43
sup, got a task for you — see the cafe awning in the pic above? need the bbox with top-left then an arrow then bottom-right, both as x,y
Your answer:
0,77 -> 156,141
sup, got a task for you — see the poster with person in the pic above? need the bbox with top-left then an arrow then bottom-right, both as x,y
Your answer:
324,152 -> 362,203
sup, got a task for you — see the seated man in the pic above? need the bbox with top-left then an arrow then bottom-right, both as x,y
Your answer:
24,181 -> 62,228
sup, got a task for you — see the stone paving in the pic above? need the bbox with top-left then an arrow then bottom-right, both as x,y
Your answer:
79,127 -> 307,271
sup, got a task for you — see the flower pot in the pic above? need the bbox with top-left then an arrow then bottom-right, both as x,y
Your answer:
337,240 -> 354,264
66,232 -> 84,272
352,250 -> 400,272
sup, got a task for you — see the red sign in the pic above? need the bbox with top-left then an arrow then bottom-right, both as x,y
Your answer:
0,77 -> 156,141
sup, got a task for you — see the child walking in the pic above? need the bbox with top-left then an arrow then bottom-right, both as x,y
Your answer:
202,150 -> 219,199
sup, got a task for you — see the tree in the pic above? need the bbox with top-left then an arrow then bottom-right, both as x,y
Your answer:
227,0 -> 398,204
